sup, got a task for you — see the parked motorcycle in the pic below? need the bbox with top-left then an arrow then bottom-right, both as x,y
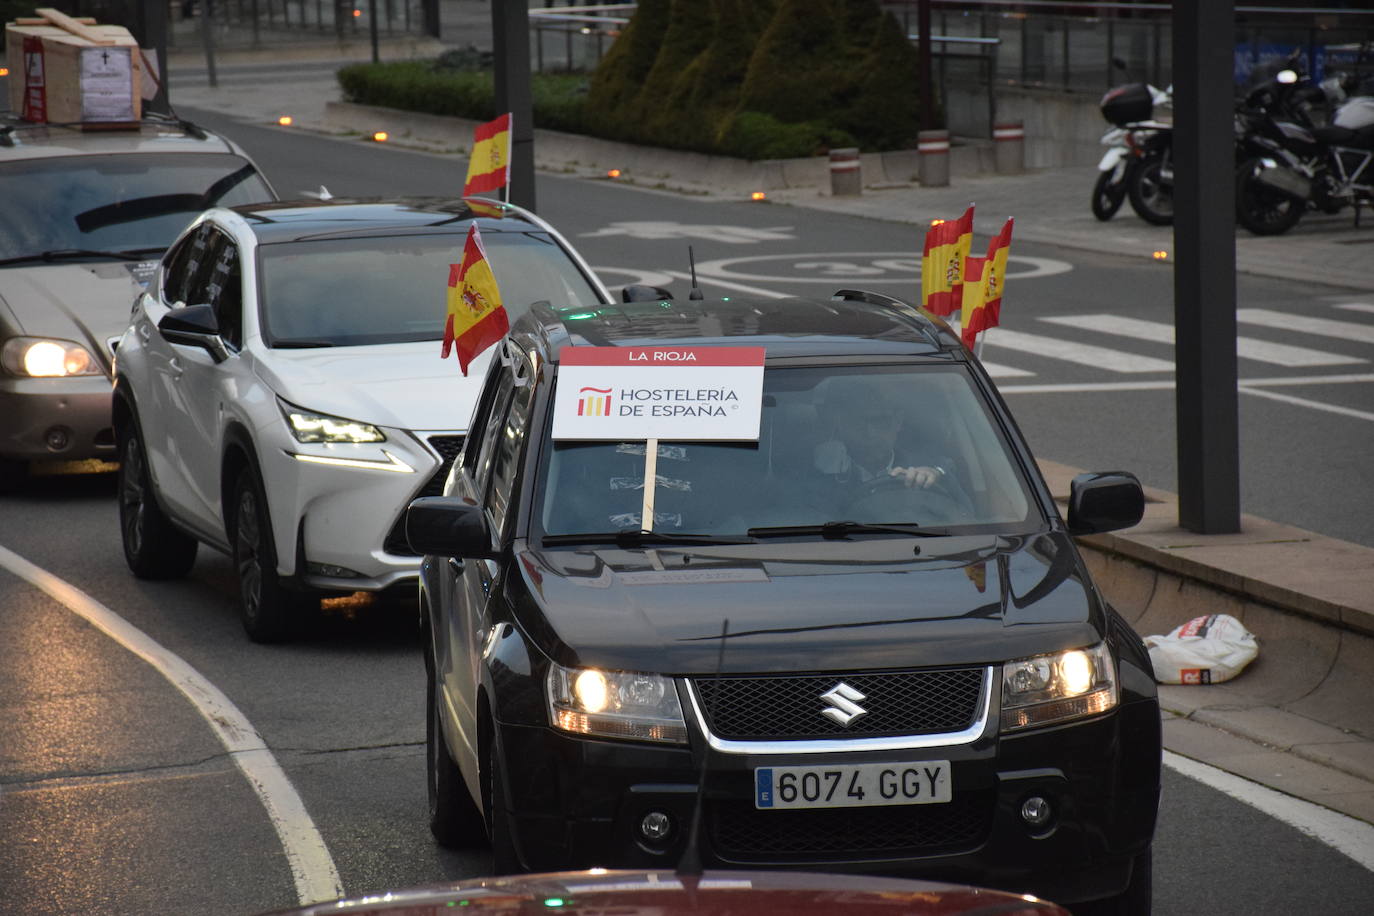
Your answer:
1236,65 -> 1374,236
1094,81 -> 1174,224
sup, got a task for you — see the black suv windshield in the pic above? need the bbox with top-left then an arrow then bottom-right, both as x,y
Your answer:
538,365 -> 1038,538
258,231 -> 604,347
0,154 -> 272,260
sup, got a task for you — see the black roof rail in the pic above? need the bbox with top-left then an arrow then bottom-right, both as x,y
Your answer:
830,288 -> 915,310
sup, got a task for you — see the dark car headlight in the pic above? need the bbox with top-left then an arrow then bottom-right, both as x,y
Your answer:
547,664 -> 688,744
1,337 -> 102,377
1000,641 -> 1119,732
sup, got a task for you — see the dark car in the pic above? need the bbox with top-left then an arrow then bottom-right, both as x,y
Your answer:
261,868 -> 1071,915
406,290 -> 1160,913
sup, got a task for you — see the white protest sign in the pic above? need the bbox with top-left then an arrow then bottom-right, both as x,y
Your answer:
552,346 -> 765,441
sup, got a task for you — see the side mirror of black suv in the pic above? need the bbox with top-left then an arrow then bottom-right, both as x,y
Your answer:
1067,471 -> 1146,535
406,496 -> 496,559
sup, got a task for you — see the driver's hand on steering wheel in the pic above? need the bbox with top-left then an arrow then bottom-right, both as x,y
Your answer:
889,465 -> 944,489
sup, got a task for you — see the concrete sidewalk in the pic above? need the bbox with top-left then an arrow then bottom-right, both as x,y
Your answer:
159,48 -> 1374,830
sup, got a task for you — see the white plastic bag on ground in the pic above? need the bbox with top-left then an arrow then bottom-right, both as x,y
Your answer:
1144,614 -> 1259,685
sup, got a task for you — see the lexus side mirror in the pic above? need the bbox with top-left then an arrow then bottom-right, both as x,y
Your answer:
158,304 -> 229,363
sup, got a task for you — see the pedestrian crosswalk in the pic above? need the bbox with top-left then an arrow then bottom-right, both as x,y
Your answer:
971,302 -> 1374,380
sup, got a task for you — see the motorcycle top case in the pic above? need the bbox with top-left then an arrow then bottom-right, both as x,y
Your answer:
1100,82 -> 1153,126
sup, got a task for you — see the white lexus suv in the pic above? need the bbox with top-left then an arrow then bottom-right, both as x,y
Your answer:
112,197 -> 612,641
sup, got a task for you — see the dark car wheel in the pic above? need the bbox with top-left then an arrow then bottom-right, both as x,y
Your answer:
484,735 -> 522,874
426,642 -> 483,846
118,425 -> 198,579
1091,170 -> 1127,221
1127,158 -> 1174,225
231,466 -> 306,643
1236,158 -> 1306,236
0,456 -> 29,493
1074,847 -> 1151,916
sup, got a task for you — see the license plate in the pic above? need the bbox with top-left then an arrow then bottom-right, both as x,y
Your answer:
754,761 -> 951,810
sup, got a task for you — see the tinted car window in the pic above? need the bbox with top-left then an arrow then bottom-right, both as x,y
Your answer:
0,154 -> 272,259
538,365 -> 1036,535
256,232 -> 603,347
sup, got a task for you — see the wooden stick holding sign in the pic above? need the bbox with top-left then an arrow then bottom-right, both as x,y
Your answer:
641,438 -> 658,533
551,346 -> 767,534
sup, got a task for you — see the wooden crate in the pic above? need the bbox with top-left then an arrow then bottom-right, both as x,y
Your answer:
5,7 -> 142,126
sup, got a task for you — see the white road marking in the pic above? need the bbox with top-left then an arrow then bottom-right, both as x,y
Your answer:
997,372 -> 1374,396
983,328 -> 1176,373
1334,303 -> 1374,315
580,222 -> 797,243
1238,386 -> 1374,422
1040,314 -> 1364,367
0,545 -> 345,905
694,252 -> 1073,284
660,269 -> 789,299
1164,751 -> 1374,872
980,361 -> 1035,378
1238,308 -> 1374,345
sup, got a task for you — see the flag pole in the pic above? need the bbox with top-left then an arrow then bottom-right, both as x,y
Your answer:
640,438 -> 658,533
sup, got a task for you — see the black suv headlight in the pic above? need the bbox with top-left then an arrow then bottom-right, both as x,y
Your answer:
547,665 -> 688,744
1000,641 -> 1118,732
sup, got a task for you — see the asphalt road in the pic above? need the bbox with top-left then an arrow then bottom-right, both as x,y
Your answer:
2,108 -> 1373,914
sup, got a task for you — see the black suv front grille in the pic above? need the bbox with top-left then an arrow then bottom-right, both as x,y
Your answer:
708,791 -> 991,860
382,435 -> 464,557
691,667 -> 985,740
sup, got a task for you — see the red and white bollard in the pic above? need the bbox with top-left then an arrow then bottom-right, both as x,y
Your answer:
993,121 -> 1025,174
918,129 -> 950,187
828,147 -> 861,196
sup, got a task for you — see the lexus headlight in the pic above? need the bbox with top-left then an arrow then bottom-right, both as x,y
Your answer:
2,337 -> 101,377
547,665 -> 688,744
1001,641 -> 1118,732
279,399 -> 384,443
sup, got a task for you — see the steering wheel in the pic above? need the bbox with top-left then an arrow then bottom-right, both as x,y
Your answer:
849,473 -> 971,525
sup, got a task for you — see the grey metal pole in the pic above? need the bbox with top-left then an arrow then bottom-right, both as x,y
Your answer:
492,0 -> 536,211
200,0 -> 218,89
139,0 -> 171,114
370,0 -> 380,63
1172,2 -> 1240,534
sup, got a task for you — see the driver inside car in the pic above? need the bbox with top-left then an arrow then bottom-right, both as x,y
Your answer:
811,377 -> 972,519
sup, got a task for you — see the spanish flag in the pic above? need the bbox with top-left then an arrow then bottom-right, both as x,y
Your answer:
960,217 -> 1014,348
463,113 -> 512,198
443,224 -> 508,376
920,204 -> 974,316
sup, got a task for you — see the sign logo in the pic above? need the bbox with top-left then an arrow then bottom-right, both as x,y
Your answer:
819,682 -> 868,727
577,386 -> 612,417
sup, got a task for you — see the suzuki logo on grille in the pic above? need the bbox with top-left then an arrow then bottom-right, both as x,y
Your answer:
820,682 -> 868,726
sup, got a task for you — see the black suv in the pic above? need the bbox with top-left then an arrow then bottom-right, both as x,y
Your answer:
407,290 -> 1159,913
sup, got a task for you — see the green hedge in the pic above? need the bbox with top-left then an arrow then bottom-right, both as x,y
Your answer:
335,0 -> 928,162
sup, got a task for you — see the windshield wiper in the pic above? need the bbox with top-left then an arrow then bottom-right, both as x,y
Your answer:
748,521 -> 947,539
0,247 -> 164,267
542,529 -> 756,547
271,339 -> 337,349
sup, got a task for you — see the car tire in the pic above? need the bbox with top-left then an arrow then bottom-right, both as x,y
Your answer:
483,734 -> 523,875
1074,847 -> 1151,916
117,423 -> 198,579
0,456 -> 29,494
426,641 -> 484,847
231,466 -> 306,643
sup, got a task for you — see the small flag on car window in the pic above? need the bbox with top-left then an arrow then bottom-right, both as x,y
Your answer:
443,224 -> 508,376
463,113 -> 512,198
920,204 -> 974,316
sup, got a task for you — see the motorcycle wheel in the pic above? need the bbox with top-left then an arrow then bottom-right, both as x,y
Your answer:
1127,157 -> 1174,225
1091,170 -> 1128,221
1235,157 -> 1306,236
